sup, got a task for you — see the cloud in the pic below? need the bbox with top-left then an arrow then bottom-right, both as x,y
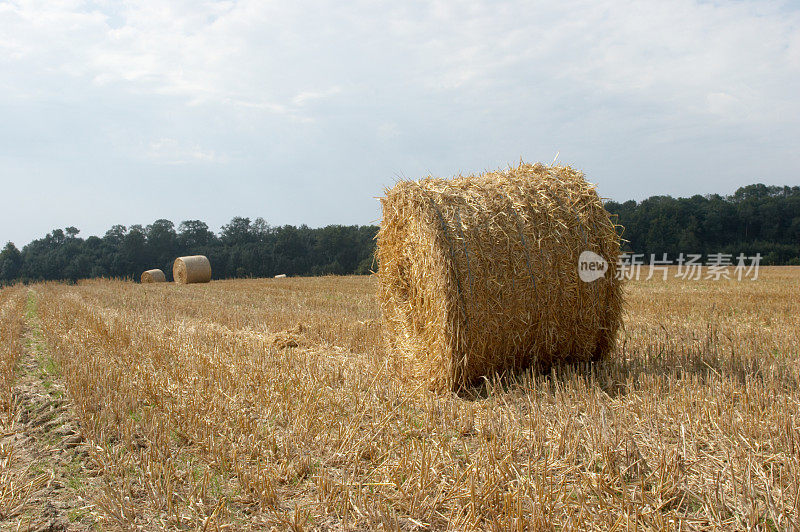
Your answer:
145,137 -> 225,165
706,92 -> 744,118
2,0 -> 798,125
292,86 -> 342,107
377,122 -> 401,140
0,0 -> 799,246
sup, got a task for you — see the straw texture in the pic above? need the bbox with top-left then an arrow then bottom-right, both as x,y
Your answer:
173,255 -> 212,285
140,269 -> 166,283
377,162 -> 624,391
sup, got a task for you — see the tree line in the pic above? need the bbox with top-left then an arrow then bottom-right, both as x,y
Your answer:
605,184 -> 800,265
0,218 -> 378,283
1,183 -> 798,284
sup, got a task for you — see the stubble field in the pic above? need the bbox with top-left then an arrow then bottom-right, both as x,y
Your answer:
0,268 -> 798,530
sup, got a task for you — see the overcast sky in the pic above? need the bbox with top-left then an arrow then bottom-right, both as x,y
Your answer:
1,0 -> 798,246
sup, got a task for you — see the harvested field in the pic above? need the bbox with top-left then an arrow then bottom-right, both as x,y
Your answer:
0,269 -> 798,529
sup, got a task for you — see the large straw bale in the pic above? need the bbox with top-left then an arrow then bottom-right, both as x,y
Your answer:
140,269 -> 166,283
377,162 -> 624,391
173,255 -> 212,284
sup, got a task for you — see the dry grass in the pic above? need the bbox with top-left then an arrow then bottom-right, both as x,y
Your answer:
0,286 -> 23,415
0,286 -> 52,522
0,287 -> 25,519
0,285 -> 25,426
4,268 -> 799,529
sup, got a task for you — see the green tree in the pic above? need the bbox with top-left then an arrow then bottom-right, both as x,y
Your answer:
220,217 -> 254,245
146,219 -> 177,273
177,220 -> 215,251
0,242 -> 22,283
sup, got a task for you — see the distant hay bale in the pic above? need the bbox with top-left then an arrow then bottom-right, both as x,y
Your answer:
377,162 -> 624,391
274,274 -> 287,279
173,255 -> 212,285
140,269 -> 166,283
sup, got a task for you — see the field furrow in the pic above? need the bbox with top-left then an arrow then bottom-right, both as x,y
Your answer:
0,288 -> 100,530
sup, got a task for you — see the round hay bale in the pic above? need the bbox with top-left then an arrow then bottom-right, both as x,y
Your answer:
377,162 -> 624,391
140,269 -> 166,283
173,255 -> 212,284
